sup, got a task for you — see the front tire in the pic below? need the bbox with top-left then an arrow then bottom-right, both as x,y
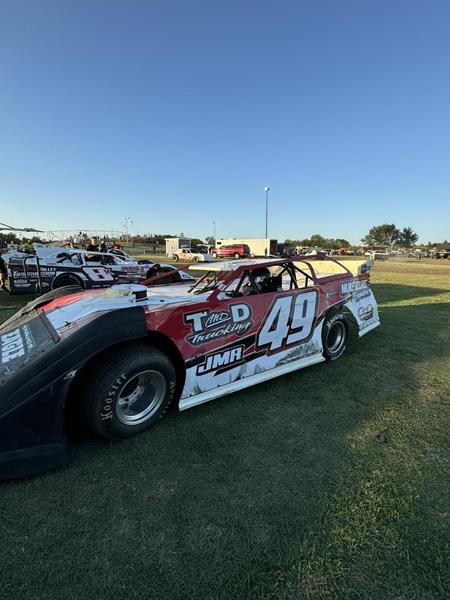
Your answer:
322,311 -> 348,361
172,254 -> 179,262
80,344 -> 177,440
212,252 -> 218,258
234,252 -> 240,259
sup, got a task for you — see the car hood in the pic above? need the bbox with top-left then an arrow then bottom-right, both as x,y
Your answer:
37,284 -> 209,338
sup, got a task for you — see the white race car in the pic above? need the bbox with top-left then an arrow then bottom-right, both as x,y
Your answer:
3,245 -> 194,294
168,248 -> 213,262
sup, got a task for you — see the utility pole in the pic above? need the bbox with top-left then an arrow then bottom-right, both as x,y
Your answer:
264,186 -> 270,238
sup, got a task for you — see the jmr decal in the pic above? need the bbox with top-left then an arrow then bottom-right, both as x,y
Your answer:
184,303 -> 252,346
1,325 -> 34,364
196,345 -> 244,375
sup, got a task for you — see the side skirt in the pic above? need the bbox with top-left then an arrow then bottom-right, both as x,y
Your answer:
179,353 -> 325,411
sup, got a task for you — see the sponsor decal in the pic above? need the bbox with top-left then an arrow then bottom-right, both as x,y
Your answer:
184,303 -> 253,346
353,289 -> 372,302
11,267 -> 56,280
196,345 -> 244,375
341,279 -> 368,295
358,304 -> 374,321
0,325 -> 35,364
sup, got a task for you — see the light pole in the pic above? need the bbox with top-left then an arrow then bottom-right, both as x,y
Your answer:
213,220 -> 216,240
264,186 -> 270,239
124,216 -> 133,244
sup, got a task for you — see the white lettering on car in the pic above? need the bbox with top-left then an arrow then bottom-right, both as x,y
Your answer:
1,329 -> 25,363
185,304 -> 253,346
197,346 -> 244,375
257,292 -> 317,352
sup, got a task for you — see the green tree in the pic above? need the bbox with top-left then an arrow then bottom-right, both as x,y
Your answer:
396,226 -> 419,248
309,234 -> 327,247
362,224 -> 399,247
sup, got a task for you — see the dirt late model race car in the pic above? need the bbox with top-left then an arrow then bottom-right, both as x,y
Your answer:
2,245 -> 194,294
0,256 -> 380,479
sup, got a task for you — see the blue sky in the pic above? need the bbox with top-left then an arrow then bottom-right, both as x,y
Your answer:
1,0 -> 449,244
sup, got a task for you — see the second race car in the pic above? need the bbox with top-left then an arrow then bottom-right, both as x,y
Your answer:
2,244 -> 194,294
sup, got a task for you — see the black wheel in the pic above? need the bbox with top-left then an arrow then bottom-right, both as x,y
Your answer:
234,252 -> 240,259
172,254 -> 179,262
145,266 -> 161,279
80,343 -> 177,440
212,252 -> 218,258
52,273 -> 83,290
322,310 -> 348,361
193,256 -> 199,262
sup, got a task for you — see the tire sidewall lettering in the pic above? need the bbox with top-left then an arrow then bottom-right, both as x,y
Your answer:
99,373 -> 127,422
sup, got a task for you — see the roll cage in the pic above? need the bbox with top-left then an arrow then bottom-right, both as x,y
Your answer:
142,257 -> 355,295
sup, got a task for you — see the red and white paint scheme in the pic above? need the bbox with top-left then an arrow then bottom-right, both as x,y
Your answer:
43,256 -> 379,408
0,255 -> 380,478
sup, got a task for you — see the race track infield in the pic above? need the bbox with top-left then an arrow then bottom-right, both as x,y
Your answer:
0,259 -> 449,600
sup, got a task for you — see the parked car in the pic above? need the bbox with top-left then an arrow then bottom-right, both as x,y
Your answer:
0,255 -> 380,478
211,244 -> 251,259
364,250 -> 390,260
168,248 -> 213,262
432,248 -> 449,259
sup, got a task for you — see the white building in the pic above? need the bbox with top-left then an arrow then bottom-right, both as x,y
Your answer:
215,238 -> 278,257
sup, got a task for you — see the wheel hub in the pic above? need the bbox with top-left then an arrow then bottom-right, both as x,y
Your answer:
116,370 -> 166,425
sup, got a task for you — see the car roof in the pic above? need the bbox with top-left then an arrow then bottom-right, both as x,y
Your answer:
188,258 -> 281,272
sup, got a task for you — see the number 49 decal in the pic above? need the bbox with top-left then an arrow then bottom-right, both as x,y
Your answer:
257,291 -> 317,352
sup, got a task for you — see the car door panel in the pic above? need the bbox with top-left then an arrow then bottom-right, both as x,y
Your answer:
180,287 -> 322,401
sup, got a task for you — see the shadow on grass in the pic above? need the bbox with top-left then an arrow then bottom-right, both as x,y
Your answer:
371,281 -> 450,304
0,286 -> 449,600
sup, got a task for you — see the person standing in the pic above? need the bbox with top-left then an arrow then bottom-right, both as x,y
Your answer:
0,249 -> 8,291
86,237 -> 99,252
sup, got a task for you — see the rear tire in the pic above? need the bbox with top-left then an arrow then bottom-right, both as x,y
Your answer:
80,344 -> 177,440
212,252 -> 218,258
52,273 -> 83,290
234,252 -> 240,259
173,254 -> 179,262
322,311 -> 348,361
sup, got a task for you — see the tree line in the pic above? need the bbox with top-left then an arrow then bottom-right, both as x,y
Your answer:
361,224 -> 419,248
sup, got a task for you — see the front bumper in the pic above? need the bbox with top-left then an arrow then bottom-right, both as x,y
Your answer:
0,378 -> 70,479
0,304 -> 148,480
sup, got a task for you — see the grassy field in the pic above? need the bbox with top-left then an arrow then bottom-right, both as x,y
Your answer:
0,259 -> 449,600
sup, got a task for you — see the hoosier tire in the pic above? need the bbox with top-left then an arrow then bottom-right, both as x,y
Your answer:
80,344 -> 177,440
322,310 -> 349,361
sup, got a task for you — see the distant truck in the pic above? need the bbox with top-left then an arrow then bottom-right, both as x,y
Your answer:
215,238 -> 277,257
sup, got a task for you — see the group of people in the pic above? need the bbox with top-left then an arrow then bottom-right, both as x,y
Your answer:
64,236 -> 123,254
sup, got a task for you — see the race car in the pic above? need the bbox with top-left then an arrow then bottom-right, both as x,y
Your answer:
168,248 -> 213,262
0,256 -> 380,479
2,245 -> 194,294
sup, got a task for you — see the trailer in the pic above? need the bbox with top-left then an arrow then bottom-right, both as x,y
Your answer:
165,237 -> 192,256
215,238 -> 277,257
